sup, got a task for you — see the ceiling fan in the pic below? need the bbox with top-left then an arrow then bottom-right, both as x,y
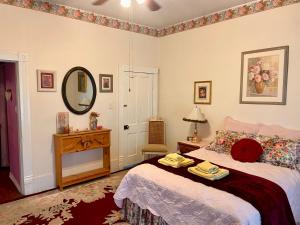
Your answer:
92,0 -> 161,11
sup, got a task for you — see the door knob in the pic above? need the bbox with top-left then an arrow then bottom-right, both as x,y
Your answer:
124,125 -> 129,130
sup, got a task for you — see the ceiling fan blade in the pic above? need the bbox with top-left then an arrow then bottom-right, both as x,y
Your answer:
92,0 -> 109,6
145,0 -> 161,11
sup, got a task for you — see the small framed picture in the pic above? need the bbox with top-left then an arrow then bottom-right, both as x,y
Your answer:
37,70 -> 57,92
99,74 -> 113,93
240,46 -> 289,105
78,71 -> 87,93
194,81 -> 212,104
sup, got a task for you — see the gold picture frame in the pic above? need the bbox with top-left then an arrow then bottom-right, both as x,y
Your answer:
194,81 -> 212,104
240,46 -> 289,105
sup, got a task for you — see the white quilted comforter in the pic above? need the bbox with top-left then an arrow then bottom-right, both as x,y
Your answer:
114,148 -> 300,225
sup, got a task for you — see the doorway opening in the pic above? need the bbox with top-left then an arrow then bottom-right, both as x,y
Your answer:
0,62 -> 23,204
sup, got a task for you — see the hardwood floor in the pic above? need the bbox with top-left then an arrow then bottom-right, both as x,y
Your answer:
0,167 -> 23,204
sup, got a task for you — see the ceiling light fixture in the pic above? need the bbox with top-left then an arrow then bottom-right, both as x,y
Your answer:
120,0 -> 131,8
136,0 -> 145,4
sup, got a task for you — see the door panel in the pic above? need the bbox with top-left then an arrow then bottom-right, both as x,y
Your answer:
137,76 -> 152,123
119,68 -> 157,169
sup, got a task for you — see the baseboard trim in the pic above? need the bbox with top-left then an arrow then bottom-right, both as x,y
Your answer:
22,159 -> 121,195
9,172 -> 22,193
111,159 -> 119,172
23,173 -> 55,195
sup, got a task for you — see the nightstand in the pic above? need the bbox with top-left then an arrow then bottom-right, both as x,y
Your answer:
177,140 -> 210,154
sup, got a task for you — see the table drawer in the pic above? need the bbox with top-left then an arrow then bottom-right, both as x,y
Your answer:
61,132 -> 110,153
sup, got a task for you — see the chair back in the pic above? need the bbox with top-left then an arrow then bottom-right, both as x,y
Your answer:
148,120 -> 165,144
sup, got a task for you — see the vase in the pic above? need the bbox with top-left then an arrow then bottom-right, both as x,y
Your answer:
90,118 -> 98,130
255,81 -> 265,94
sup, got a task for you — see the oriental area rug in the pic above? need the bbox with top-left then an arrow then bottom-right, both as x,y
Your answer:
0,171 -> 130,225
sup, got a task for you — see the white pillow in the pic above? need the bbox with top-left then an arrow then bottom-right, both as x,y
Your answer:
258,124 -> 300,140
223,116 -> 260,134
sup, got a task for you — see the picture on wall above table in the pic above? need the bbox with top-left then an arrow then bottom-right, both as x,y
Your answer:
194,81 -> 212,104
37,70 -> 57,92
240,46 -> 289,105
99,74 -> 113,93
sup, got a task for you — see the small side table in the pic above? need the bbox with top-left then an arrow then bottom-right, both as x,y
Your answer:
53,129 -> 111,190
177,140 -> 210,154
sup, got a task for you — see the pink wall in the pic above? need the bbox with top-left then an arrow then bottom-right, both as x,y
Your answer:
0,64 -> 9,167
4,63 -> 20,184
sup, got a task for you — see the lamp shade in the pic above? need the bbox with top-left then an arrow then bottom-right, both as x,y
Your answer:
183,106 -> 207,123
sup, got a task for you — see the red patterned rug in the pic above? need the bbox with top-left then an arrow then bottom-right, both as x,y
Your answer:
0,171 -> 129,225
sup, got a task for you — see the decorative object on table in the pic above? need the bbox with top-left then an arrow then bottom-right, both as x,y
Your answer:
194,81 -> 212,104
99,74 -> 113,93
240,46 -> 289,105
89,112 -> 100,130
183,105 -> 207,143
187,136 -> 193,142
37,70 -> 57,92
78,71 -> 87,93
142,119 -> 168,160
4,89 -> 12,101
56,112 -> 69,134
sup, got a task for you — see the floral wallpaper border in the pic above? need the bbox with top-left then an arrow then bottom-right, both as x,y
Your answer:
0,0 -> 299,37
0,0 -> 159,37
158,0 -> 300,37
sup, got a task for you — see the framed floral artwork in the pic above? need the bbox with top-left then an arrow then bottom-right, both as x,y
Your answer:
194,81 -> 212,104
37,70 -> 57,92
240,46 -> 289,105
99,74 -> 113,93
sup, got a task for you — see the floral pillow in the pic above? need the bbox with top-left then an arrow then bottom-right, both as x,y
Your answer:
206,130 -> 256,155
256,135 -> 300,171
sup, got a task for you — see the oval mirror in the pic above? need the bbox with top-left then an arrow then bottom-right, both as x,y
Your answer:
62,67 -> 96,115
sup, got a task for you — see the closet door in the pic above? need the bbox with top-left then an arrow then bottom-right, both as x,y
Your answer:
119,66 -> 158,169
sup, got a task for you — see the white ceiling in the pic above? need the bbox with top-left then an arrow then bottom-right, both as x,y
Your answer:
50,0 -> 255,28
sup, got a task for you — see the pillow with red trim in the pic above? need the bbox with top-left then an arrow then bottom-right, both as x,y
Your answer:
231,138 -> 263,163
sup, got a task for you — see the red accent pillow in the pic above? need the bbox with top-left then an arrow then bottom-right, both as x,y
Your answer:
231,138 -> 263,163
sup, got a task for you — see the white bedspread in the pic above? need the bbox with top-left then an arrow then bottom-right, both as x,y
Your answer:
114,148 -> 300,225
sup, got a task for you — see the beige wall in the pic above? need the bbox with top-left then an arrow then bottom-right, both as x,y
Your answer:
1,2 -> 300,193
159,4 -> 300,151
0,4 -> 159,192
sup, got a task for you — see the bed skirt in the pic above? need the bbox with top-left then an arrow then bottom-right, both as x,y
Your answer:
122,199 -> 168,225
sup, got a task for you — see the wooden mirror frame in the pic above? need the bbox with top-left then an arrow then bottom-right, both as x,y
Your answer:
62,66 -> 97,115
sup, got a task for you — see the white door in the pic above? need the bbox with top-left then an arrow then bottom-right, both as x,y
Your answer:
119,66 -> 158,169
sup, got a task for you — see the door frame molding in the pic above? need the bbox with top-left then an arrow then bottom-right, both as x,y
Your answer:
118,65 -> 158,170
0,51 -> 33,195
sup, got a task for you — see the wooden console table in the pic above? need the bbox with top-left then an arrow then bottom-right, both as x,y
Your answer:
54,129 -> 111,190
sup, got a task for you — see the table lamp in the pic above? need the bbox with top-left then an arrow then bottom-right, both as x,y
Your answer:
183,106 -> 207,143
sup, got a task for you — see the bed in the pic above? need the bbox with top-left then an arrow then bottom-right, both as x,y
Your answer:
114,147 -> 300,225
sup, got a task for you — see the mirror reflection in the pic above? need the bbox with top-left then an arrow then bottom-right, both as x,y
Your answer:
62,67 -> 96,115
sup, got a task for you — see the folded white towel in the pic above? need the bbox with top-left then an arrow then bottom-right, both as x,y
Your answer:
158,157 -> 194,168
165,153 -> 185,162
195,161 -> 219,174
